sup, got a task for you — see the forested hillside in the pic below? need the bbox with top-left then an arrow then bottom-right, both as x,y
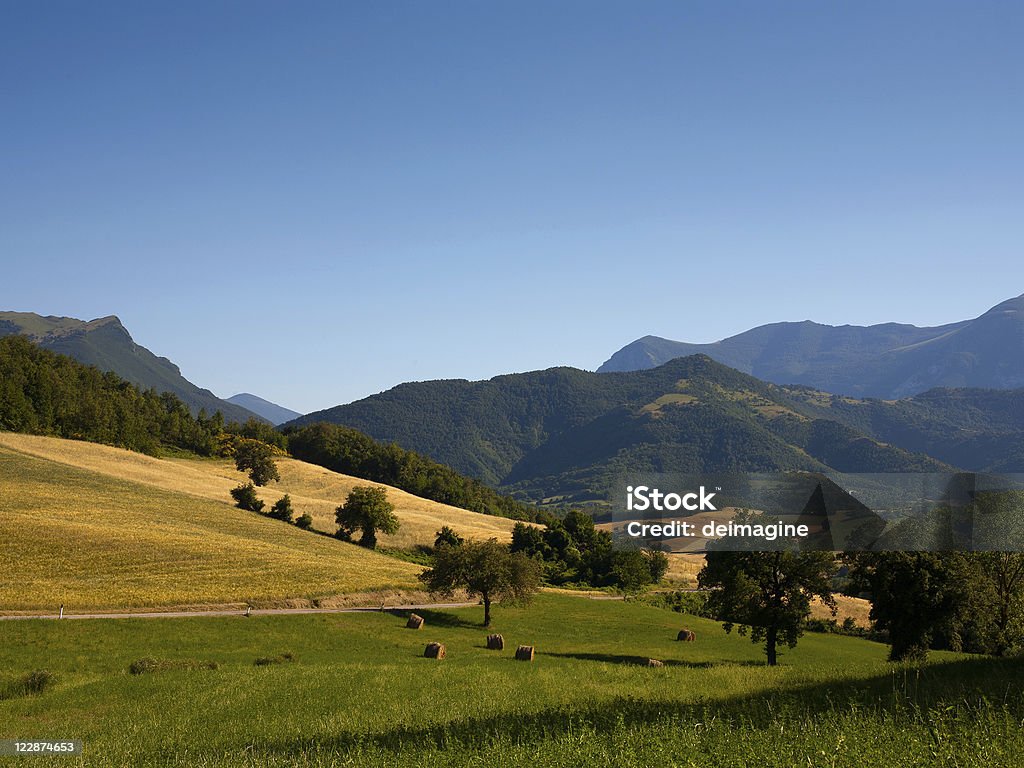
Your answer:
287,356 -> 953,503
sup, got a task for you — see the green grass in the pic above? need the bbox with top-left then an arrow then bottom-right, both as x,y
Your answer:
2,595 -> 1022,766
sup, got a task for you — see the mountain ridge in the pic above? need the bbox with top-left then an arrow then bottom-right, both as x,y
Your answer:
0,311 -> 264,424
285,355 -> 961,503
597,294 -> 1024,398
226,392 -> 301,425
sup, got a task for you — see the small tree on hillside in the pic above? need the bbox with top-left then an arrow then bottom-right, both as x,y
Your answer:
699,549 -> 837,666
234,439 -> 281,486
230,482 -> 264,513
268,494 -> 294,523
295,512 -> 313,530
335,486 -> 399,549
434,526 -> 464,550
419,538 -> 542,626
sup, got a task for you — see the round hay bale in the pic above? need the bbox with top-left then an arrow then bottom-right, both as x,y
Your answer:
407,613 -> 424,630
677,629 -> 696,642
486,634 -> 504,650
424,642 -> 446,659
515,645 -> 535,662
646,658 -> 664,668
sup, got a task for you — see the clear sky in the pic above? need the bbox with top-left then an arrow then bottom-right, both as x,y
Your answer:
2,1 -> 1021,413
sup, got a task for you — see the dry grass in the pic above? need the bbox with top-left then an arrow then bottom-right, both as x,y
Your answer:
0,443 -> 425,612
0,432 -> 520,549
811,594 -> 872,628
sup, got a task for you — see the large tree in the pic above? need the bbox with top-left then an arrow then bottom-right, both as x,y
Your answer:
699,550 -> 837,665
420,538 -> 542,626
845,552 -> 981,661
335,486 -> 399,549
233,439 -> 281,486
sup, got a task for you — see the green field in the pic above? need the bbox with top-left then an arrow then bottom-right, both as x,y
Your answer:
2,595 -> 1022,767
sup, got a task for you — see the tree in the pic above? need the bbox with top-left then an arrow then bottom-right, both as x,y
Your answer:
234,439 -> 280,486
230,482 -> 264,513
295,512 -> 313,530
335,486 -> 399,548
268,494 -> 294,523
611,550 -> 654,594
845,552 -> 980,661
645,548 -> 670,583
979,553 -> 1024,655
434,526 -> 464,550
419,538 -> 542,626
699,550 -> 837,665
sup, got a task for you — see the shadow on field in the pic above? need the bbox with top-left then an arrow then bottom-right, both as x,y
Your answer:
259,656 -> 1024,757
543,651 -> 719,669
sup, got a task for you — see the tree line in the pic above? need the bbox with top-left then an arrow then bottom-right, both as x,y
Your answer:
696,529 -> 1024,665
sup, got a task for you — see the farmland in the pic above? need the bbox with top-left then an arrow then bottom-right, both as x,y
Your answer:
1,594 -> 1021,767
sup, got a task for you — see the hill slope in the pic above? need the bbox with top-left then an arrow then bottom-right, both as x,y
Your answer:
0,311 -> 262,423
287,356 -> 950,503
598,293 -> 1024,398
0,432 -> 520,558
0,440 -> 425,613
226,392 -> 301,424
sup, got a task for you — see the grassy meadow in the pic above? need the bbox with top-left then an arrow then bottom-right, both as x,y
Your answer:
1,594 -> 1021,767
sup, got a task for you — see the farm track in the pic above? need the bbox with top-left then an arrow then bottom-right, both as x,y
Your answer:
0,602 -> 480,621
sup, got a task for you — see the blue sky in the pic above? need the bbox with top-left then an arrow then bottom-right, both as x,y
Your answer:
2,1 -> 1021,413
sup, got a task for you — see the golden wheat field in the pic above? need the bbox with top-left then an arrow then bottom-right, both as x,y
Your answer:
0,432 -> 520,613
0,432 -> 520,548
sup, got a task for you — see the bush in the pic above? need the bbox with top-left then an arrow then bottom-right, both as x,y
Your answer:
643,590 -> 713,617
295,512 -> 313,530
2,670 -> 57,699
230,483 -> 264,513
268,494 -> 294,523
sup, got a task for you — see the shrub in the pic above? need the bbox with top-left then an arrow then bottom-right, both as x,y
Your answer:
230,483 -> 264,513
268,494 -> 294,523
295,512 -> 313,530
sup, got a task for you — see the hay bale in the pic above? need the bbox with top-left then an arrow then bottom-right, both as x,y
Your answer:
677,629 -> 696,642
515,645 -> 535,662
486,634 -> 504,650
646,658 -> 664,667
424,642 -> 446,659
407,613 -> 424,630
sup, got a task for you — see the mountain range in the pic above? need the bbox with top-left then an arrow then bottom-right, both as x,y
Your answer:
0,311 -> 267,424
286,355 -> 1024,503
598,293 -> 1024,399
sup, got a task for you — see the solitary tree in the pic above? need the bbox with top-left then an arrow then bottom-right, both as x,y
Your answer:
230,482 -> 264,513
699,550 -> 837,665
335,486 -> 399,548
268,494 -> 294,523
419,538 -> 542,626
234,439 -> 280,486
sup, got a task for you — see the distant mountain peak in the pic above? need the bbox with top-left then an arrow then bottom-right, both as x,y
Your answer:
225,393 -> 301,425
0,310 -> 266,424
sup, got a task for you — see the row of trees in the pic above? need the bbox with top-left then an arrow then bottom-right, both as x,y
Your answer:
285,423 -> 539,521
697,547 -> 1024,665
